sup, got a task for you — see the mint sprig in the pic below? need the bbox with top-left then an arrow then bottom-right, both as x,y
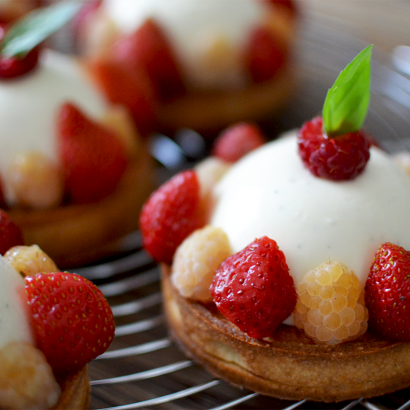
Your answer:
0,1 -> 82,58
322,45 -> 373,138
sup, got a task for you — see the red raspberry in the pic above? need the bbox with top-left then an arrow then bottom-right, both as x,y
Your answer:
244,25 -> 287,83
0,25 -> 40,79
212,122 -> 266,163
140,170 -> 204,264
298,116 -> 371,180
210,236 -> 296,339
365,243 -> 410,342
0,209 -> 24,255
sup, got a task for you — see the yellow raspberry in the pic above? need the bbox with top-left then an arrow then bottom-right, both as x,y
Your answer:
172,225 -> 232,302
7,151 -> 63,209
4,245 -> 58,277
195,157 -> 230,199
294,261 -> 368,345
0,342 -> 60,409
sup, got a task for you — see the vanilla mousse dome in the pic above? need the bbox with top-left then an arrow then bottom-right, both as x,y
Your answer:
83,0 -> 297,134
210,132 -> 410,324
0,48 -> 108,207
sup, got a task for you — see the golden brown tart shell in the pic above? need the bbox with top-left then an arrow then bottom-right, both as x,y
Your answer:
162,265 -> 410,403
52,367 -> 90,410
156,65 -> 296,137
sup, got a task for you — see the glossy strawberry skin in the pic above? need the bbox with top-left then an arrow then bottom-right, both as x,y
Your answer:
244,25 -> 287,83
365,243 -> 410,342
25,272 -> 115,376
210,236 -> 296,339
57,102 -> 128,204
111,18 -> 185,102
0,25 -> 40,79
0,209 -> 24,255
87,58 -> 158,136
298,116 -> 371,181
212,122 -> 266,163
140,170 -> 204,265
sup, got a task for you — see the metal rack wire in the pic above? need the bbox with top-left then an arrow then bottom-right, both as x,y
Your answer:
77,12 -> 410,410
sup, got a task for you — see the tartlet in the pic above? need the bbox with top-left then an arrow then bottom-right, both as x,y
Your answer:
81,0 -> 299,136
0,48 -> 154,268
0,241 -> 115,409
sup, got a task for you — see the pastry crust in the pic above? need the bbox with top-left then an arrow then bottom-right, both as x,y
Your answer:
52,367 -> 90,410
162,265 -> 410,403
9,147 -> 154,268
156,64 -> 296,136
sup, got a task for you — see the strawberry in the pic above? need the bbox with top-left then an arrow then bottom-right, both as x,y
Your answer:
210,236 -> 296,339
140,170 -> 204,264
110,18 -> 185,102
365,242 -> 410,342
25,272 -> 115,376
0,177 -> 5,207
0,24 -> 40,79
298,116 -> 371,181
71,0 -> 102,44
57,102 -> 128,204
244,25 -> 287,83
0,209 -> 24,255
212,122 -> 266,163
265,0 -> 299,17
87,58 -> 158,136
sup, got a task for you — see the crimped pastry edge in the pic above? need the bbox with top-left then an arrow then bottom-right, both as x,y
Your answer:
162,265 -> 410,403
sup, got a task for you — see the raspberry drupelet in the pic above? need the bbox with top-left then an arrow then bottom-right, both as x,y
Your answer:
298,116 -> 371,181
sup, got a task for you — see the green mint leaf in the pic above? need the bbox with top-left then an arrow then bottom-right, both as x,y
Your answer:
322,45 -> 373,137
0,1 -> 82,58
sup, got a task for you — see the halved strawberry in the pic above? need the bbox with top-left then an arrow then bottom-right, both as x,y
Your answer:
25,272 -> 115,376
140,170 -> 204,264
87,58 -> 158,136
265,0 -> 299,17
71,0 -> 102,44
110,18 -> 185,102
244,25 -> 287,83
57,102 -> 128,204
210,236 -> 296,339
0,209 -> 24,255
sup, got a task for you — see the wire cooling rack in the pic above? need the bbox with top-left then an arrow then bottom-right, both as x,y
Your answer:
75,11 -> 410,410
